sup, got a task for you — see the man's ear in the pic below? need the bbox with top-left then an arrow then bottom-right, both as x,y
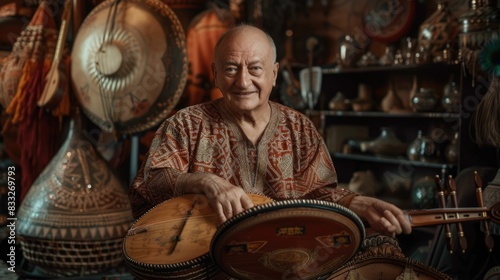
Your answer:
273,62 -> 279,87
212,63 -> 217,88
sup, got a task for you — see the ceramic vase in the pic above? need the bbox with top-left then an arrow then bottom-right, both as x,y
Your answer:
417,0 -> 459,60
16,115 -> 134,277
442,78 -> 461,113
411,88 -> 438,112
337,34 -> 362,68
381,81 -> 403,112
419,133 -> 440,162
412,176 -> 438,209
351,84 -> 374,112
328,91 -> 350,111
360,127 -> 408,157
407,130 -> 424,161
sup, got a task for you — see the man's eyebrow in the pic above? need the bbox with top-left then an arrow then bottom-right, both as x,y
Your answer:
248,59 -> 264,65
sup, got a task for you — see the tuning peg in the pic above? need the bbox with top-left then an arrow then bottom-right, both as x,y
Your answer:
448,175 -> 467,253
435,175 -> 453,253
473,171 -> 494,252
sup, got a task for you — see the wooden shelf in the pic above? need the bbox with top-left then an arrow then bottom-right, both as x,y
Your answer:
307,110 -> 460,119
332,152 -> 455,170
321,62 -> 456,75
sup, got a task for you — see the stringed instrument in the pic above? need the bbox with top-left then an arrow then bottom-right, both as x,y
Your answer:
37,0 -> 72,109
278,27 -> 305,110
123,193 -> 273,280
123,173 -> 499,280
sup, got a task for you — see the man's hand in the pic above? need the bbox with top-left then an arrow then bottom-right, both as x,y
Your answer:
348,196 -> 412,237
181,173 -> 254,225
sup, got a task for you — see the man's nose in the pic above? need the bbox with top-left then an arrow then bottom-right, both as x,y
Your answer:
235,69 -> 251,88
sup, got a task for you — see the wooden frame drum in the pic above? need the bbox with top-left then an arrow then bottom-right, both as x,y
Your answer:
210,199 -> 365,280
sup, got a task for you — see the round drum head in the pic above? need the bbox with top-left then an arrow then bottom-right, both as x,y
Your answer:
71,0 -> 187,135
210,199 -> 365,280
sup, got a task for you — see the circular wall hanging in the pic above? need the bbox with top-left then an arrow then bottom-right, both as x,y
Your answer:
363,0 -> 416,44
71,0 -> 187,135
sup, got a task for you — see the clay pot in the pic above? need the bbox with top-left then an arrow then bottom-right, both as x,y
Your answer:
328,92 -> 350,111
411,88 -> 438,112
360,127 -> 408,157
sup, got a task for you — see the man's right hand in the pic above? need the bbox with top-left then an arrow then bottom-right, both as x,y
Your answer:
181,173 -> 254,225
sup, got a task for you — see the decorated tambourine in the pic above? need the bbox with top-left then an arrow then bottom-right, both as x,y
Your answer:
71,0 -> 187,135
210,199 -> 365,280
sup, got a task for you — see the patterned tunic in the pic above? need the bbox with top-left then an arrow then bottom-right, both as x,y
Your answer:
129,99 -> 356,218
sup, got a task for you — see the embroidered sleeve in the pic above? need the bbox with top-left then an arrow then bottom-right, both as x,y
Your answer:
128,119 -> 190,219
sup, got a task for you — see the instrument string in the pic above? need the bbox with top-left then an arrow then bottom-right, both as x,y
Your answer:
127,214 -> 218,235
97,0 -> 121,129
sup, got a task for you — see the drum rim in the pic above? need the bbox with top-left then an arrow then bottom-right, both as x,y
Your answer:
327,255 -> 453,280
210,198 -> 366,279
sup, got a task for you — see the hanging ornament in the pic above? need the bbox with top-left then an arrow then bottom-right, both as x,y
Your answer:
0,1 -> 68,201
71,0 -> 187,135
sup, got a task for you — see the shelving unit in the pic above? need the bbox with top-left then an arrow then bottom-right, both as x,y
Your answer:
305,62 -> 463,209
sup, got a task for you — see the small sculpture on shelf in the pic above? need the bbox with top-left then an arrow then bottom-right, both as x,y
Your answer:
360,127 -> 408,157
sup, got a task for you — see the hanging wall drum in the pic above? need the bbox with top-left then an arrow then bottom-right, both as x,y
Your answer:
71,0 -> 187,135
16,117 -> 134,277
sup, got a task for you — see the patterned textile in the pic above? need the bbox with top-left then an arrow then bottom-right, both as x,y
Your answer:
129,99 -> 356,218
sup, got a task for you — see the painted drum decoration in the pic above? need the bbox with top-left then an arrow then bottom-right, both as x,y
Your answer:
210,199 -> 365,280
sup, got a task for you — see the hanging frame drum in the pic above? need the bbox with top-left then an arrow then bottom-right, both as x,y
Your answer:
71,0 -> 187,135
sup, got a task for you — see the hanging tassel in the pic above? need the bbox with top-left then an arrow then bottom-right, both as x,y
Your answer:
2,1 -> 64,201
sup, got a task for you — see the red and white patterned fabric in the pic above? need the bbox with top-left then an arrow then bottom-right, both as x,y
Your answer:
129,99 -> 356,219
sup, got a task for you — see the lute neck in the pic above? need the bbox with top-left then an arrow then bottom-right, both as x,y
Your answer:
404,204 -> 499,228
